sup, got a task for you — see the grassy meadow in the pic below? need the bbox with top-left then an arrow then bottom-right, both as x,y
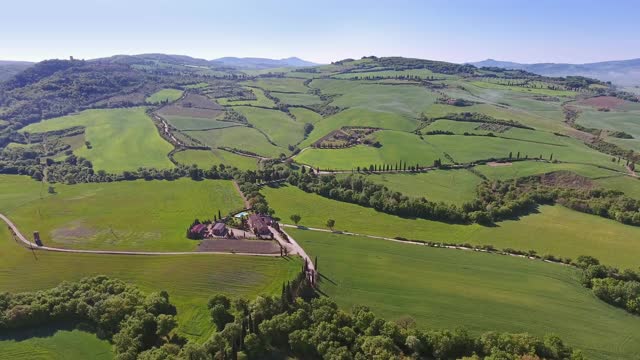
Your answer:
0,175 -> 300,342
20,108 -> 175,172
297,131 -> 445,170
291,229 -> 640,360
1,176 -> 244,251
186,126 -> 285,158
0,327 -> 113,360
173,149 -> 259,170
233,106 -> 306,148
360,169 -> 482,205
146,88 -> 183,104
264,184 -> 640,268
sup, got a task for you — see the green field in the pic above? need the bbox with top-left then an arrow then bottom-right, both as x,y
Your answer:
323,82 -> 438,117
596,175 -> 640,200
272,92 -> 322,106
0,327 -> 113,360
297,131 -> 444,170
216,87 -> 276,108
173,149 -> 259,170
0,175 -> 300,341
164,115 -> 236,131
264,184 -> 640,268
186,126 -> 285,158
20,108 -> 174,172
289,107 -> 323,124
427,134 -> 618,168
299,108 -> 418,147
0,225 -> 299,342
233,106 -> 305,147
291,229 -> 640,360
476,161 -> 622,180
2,176 -> 243,251
243,78 -> 309,93
361,169 -> 482,205
469,80 -> 577,97
146,88 -> 183,104
576,109 -> 640,151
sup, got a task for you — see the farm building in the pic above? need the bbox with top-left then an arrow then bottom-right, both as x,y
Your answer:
189,223 -> 207,239
248,214 -> 272,237
212,222 -> 228,237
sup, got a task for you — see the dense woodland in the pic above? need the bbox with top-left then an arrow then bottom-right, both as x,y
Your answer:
0,276 -> 585,360
576,256 -> 640,316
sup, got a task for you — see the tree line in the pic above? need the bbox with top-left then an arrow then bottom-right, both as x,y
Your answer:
1,275 -> 586,360
576,255 -> 640,316
287,171 -> 640,227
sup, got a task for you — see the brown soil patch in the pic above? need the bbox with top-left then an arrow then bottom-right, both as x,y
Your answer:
539,171 -> 594,189
157,93 -> 224,119
487,161 -> 512,167
51,221 -> 97,240
197,239 -> 280,254
577,96 -> 625,110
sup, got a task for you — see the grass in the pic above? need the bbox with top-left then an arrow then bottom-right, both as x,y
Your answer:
296,131 -> 445,170
360,169 -> 482,205
163,116 -> 236,131
0,175 -> 301,341
476,161 -> 622,180
327,83 -> 438,117
233,106 -> 305,148
20,108 -> 174,173
186,126 -> 285,158
217,87 -> 276,108
264,184 -> 640,268
332,68 -> 442,80
272,92 -> 322,106
596,175 -> 640,200
2,176 -> 244,251
289,108 -> 323,124
576,109 -> 640,151
469,80 -> 577,97
146,89 -> 183,104
0,225 -> 300,342
243,78 -> 309,93
290,229 -> 640,360
427,134 -> 619,168
0,327 -> 113,360
299,108 -> 418,147
173,149 -> 259,170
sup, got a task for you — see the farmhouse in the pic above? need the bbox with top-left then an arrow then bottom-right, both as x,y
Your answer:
189,223 -> 207,238
248,214 -> 273,237
212,222 -> 228,237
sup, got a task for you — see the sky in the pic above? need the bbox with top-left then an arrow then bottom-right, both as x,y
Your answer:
1,0 -> 639,64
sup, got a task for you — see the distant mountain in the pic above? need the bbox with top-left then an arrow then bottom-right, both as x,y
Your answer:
0,61 -> 34,82
212,56 -> 318,69
469,58 -> 640,86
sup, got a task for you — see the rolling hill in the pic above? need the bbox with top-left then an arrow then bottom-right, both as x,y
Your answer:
471,58 -> 640,86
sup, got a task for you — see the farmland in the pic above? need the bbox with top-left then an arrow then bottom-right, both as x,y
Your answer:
146,88 -> 183,104
264,184 -> 640,268
2,53 -> 640,358
19,108 -> 175,172
1,176 -> 244,251
291,229 -> 640,360
0,327 -> 113,360
172,149 -> 259,170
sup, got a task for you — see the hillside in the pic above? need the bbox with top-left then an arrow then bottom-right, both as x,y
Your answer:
471,58 -> 640,86
2,53 -> 640,360
0,60 -> 34,82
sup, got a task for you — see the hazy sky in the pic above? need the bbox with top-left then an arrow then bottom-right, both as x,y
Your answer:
2,0 -> 638,64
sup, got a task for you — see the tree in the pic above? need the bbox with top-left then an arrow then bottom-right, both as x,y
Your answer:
290,214 -> 302,225
47,186 -> 55,194
326,219 -> 335,231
